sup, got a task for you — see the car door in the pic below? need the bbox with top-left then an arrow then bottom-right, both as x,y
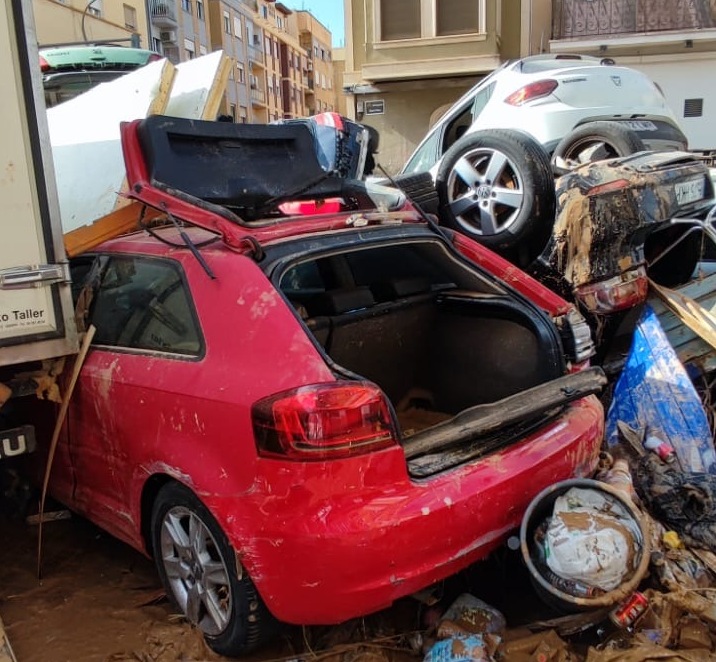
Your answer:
67,253 -> 205,545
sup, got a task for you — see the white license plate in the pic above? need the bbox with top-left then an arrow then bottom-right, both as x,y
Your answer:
623,120 -> 657,132
675,178 -> 706,206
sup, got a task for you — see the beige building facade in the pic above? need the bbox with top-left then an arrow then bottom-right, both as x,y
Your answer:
32,0 -> 150,48
343,0 -> 526,173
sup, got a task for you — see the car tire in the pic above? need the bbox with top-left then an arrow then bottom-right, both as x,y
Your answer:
552,121 -> 646,167
390,171 -> 440,215
150,482 -> 273,657
435,129 -> 556,265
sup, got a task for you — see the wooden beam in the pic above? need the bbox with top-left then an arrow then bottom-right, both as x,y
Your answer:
63,202 -> 162,257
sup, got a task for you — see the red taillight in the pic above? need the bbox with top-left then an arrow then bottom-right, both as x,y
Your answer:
39,55 -> 50,72
252,382 -> 397,460
504,79 -> 558,106
575,267 -> 648,314
586,178 -> 631,196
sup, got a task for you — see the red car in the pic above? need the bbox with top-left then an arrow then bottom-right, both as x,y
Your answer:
43,117 -> 605,656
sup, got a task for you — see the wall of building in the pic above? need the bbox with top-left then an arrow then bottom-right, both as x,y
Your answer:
332,47 -> 348,116
358,81 -> 477,173
33,0 -> 149,47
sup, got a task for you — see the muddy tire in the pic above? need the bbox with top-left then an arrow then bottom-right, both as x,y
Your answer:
436,129 -> 555,266
553,121 -> 646,167
150,482 -> 274,656
390,171 -> 439,215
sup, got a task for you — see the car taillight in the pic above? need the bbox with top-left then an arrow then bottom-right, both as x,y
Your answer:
505,79 -> 558,106
252,382 -> 397,460
575,266 -> 648,314
586,178 -> 631,196
39,55 -> 50,72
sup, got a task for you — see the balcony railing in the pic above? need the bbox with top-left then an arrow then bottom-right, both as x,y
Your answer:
552,0 -> 715,40
148,0 -> 177,29
248,44 -> 264,67
251,88 -> 266,105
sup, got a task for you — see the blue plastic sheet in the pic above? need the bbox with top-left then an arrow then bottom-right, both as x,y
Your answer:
605,305 -> 716,474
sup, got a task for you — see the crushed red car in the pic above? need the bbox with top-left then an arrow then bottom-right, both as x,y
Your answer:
32,116 -> 605,656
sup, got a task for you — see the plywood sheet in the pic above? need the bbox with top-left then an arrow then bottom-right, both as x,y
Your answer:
165,50 -> 231,120
49,59 -> 175,233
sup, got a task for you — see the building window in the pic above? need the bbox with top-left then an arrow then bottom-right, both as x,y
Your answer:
234,16 -> 242,37
224,11 -> 231,34
197,0 -> 204,20
237,63 -> 245,83
123,4 -> 136,29
229,104 -> 237,121
152,37 -> 162,53
381,0 -> 420,40
262,5 -> 268,19
181,0 -> 191,14
436,0 -> 479,35
199,44 -> 207,55
239,106 -> 248,123
184,37 -> 195,59
264,36 -> 271,55
378,0 -> 482,41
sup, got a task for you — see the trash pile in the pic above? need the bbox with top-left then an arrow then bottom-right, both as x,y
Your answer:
409,303 -> 716,661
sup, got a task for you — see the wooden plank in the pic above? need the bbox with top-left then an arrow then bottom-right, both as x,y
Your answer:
63,201 -> 162,257
650,271 -> 716,371
0,616 -> 18,662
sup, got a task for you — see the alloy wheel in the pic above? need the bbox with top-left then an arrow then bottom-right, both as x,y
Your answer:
445,147 -> 524,238
159,505 -> 233,635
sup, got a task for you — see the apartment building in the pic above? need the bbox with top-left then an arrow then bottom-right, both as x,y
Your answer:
343,0 -> 525,172
295,10 -> 335,115
32,0 -> 149,47
147,0 -> 212,63
546,0 -> 716,151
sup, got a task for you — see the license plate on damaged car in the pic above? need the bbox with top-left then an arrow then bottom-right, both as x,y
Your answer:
0,425 -> 36,459
623,120 -> 657,132
675,178 -> 706,206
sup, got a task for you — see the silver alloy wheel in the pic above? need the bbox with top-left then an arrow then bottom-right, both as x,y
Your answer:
445,147 -> 524,237
159,505 -> 233,636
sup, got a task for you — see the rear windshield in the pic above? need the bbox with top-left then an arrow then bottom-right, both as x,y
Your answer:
519,57 -> 603,75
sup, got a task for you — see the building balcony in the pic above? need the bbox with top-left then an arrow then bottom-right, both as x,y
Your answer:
251,88 -> 266,105
248,44 -> 265,68
552,0 -> 715,40
148,0 -> 177,29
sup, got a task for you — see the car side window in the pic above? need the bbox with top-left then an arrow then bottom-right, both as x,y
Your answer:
442,82 -> 496,154
402,129 -> 442,174
89,256 -> 203,356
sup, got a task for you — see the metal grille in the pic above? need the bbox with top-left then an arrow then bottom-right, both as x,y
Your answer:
684,98 -> 704,118
553,0 -> 714,39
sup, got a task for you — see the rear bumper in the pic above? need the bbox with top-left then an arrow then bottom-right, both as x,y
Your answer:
212,395 -> 604,624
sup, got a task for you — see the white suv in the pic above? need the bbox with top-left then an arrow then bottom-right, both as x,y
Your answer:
397,55 -> 688,263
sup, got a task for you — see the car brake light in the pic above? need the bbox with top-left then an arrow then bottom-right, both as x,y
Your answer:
252,382 -> 397,460
505,79 -> 558,106
39,55 -> 50,72
575,267 -> 648,314
586,179 -> 631,196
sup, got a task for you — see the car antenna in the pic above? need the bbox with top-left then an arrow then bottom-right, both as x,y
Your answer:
161,204 -> 217,279
375,164 -> 452,242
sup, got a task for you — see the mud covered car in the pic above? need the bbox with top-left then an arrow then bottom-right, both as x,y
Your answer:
36,117 -> 605,656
